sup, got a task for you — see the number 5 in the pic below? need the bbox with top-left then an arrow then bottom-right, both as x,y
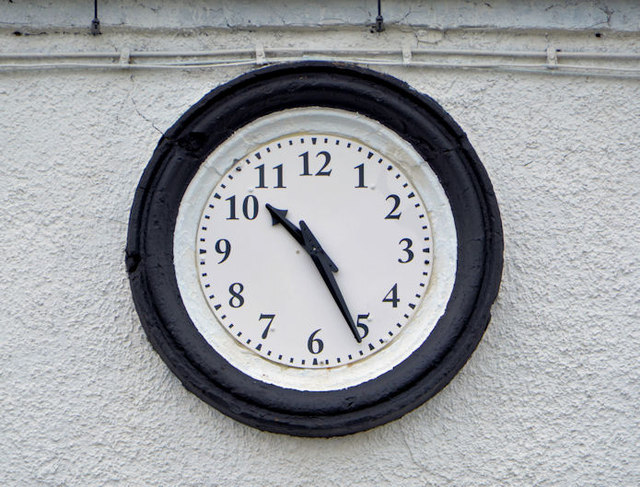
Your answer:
356,314 -> 370,339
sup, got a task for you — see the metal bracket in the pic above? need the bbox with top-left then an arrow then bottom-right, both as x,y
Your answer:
91,0 -> 101,35
91,18 -> 101,36
373,0 -> 385,33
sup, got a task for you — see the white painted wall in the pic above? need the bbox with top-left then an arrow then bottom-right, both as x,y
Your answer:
1,2 -> 639,485
3,0 -> 640,32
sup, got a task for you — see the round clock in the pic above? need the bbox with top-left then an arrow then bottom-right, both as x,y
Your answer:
126,62 -> 503,437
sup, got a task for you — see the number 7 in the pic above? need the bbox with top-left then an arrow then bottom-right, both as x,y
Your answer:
259,313 -> 276,339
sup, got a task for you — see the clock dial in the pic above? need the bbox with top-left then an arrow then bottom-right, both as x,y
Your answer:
195,134 -> 433,368
128,62 -> 503,437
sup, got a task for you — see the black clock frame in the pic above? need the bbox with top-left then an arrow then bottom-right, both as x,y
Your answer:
126,62 -> 503,437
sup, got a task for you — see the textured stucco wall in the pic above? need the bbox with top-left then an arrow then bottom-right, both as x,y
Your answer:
3,0 -> 640,32
1,4 -> 640,485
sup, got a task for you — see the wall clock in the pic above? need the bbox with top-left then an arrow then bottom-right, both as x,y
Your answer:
126,62 -> 503,437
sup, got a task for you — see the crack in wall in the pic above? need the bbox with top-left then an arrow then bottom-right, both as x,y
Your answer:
128,73 -> 164,136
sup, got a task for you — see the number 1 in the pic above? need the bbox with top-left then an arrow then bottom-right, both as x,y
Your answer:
354,163 -> 367,188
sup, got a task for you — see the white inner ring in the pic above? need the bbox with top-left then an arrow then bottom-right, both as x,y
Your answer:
174,108 -> 457,391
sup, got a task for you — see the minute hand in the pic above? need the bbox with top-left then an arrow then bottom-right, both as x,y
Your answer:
299,220 -> 362,343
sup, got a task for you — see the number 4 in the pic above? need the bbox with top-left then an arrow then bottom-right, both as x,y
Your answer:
382,284 -> 400,308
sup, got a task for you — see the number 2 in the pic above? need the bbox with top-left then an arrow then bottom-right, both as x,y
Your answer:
385,195 -> 402,219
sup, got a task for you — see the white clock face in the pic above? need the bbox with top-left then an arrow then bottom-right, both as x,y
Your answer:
195,133 -> 433,368
174,108 -> 457,391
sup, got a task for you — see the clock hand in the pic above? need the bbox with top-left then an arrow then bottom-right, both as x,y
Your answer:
299,220 -> 362,343
265,203 -> 360,343
265,203 -> 304,247
265,204 -> 338,272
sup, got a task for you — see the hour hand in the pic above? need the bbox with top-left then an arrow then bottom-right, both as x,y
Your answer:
265,204 -> 338,272
298,221 -> 338,273
265,204 -> 304,247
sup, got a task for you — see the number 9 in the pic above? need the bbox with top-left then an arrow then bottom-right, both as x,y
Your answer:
215,238 -> 231,264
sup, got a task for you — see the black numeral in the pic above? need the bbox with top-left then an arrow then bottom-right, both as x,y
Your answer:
398,238 -> 414,263
243,194 -> 258,219
356,313 -> 370,339
215,238 -> 231,264
316,151 -> 332,176
299,151 -> 311,176
274,164 -> 285,188
385,195 -> 402,219
299,151 -> 332,176
255,164 -> 286,189
226,195 -> 259,220
382,284 -> 399,308
255,164 -> 267,188
354,163 -> 367,188
259,313 -> 275,339
229,282 -> 245,308
226,195 -> 238,220
307,329 -> 324,354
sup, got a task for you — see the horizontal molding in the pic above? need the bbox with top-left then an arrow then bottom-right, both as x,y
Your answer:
1,45 -> 639,79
